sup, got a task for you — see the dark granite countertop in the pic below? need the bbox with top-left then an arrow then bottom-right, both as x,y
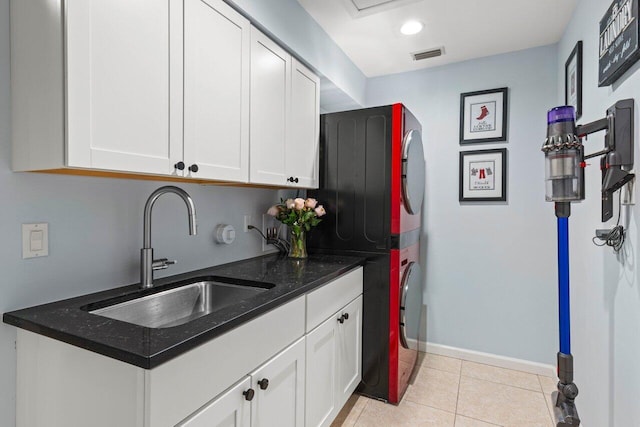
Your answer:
3,254 -> 364,369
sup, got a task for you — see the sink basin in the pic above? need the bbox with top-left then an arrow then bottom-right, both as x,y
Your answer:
89,277 -> 274,328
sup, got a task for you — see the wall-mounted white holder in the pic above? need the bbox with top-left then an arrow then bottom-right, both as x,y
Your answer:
621,171 -> 635,205
22,223 -> 48,259
215,224 -> 236,245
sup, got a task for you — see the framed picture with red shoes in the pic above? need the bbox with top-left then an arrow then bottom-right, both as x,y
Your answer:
459,148 -> 507,202
460,87 -> 508,144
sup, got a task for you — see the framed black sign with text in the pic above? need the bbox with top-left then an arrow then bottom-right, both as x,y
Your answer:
599,0 -> 640,86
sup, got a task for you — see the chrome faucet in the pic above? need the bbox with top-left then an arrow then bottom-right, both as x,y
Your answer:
140,186 -> 197,289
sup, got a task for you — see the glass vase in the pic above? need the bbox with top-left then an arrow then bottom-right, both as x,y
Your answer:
288,229 -> 308,259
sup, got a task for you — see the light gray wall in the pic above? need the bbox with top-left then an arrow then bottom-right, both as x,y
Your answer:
0,0 -> 287,424
558,0 -> 640,424
366,45 -> 560,365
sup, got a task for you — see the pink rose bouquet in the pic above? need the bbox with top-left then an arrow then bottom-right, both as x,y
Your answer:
267,197 -> 326,258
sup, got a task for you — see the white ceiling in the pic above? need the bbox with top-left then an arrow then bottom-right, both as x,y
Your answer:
297,0 -> 578,77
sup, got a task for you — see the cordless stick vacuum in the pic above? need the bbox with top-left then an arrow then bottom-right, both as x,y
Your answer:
542,101 -> 634,427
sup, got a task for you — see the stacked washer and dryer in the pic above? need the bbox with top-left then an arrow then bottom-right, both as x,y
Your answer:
308,104 -> 425,403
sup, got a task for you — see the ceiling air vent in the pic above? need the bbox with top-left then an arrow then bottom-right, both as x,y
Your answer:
342,0 -> 422,18
412,47 -> 444,61
351,0 -> 397,10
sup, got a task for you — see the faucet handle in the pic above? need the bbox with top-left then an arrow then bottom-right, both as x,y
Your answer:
152,258 -> 177,270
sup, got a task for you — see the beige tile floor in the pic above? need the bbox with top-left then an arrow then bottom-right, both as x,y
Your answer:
332,353 -> 558,427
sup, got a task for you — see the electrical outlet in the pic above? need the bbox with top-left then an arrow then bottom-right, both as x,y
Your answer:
262,214 -> 279,252
243,215 -> 252,232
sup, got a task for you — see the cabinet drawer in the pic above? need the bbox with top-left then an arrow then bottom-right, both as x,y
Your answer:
306,267 -> 362,333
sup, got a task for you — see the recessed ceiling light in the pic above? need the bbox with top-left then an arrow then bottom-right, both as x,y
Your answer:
400,20 -> 424,35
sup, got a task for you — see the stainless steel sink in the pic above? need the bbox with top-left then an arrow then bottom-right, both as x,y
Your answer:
89,278 -> 273,328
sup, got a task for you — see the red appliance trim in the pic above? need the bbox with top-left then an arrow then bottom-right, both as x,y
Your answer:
388,249 -> 400,403
390,104 -> 403,235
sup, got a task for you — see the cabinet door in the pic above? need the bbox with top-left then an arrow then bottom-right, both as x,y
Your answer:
184,0 -> 250,182
287,59 -> 320,188
305,316 -> 338,427
251,337 -> 305,427
65,0 -> 182,175
335,296 -> 363,410
249,27 -> 291,186
178,377 -> 251,427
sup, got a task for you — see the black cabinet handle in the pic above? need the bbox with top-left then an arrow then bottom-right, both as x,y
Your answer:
337,312 -> 350,324
287,176 -> 300,183
243,388 -> 255,401
258,378 -> 270,390
189,164 -> 199,173
174,161 -> 185,171
294,177 -> 299,183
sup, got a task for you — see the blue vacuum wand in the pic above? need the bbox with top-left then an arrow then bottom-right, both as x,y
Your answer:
553,204 -> 580,426
543,106 -> 582,426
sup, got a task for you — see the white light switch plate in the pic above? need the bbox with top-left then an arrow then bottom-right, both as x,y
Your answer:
22,223 -> 48,259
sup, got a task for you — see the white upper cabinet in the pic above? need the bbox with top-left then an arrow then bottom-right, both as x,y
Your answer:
249,27 -> 291,187
249,28 -> 320,189
11,0 -> 319,187
11,0 -> 183,175
288,59 -> 320,188
183,0 -> 250,181
66,0 -> 183,174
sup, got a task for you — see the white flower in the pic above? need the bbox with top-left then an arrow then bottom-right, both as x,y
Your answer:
314,205 -> 326,217
305,198 -> 318,209
267,205 -> 279,216
285,199 -> 295,209
294,198 -> 305,210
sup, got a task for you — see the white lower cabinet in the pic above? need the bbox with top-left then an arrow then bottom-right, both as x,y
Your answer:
179,337 -> 305,427
14,268 -> 363,427
335,297 -> 363,410
250,337 -> 306,427
178,377 -> 252,427
305,313 -> 338,427
306,296 -> 363,427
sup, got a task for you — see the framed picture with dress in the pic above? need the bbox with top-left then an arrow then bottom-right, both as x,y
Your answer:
459,148 -> 507,202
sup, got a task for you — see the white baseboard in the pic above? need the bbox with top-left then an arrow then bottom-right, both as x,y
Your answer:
407,340 -> 556,378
